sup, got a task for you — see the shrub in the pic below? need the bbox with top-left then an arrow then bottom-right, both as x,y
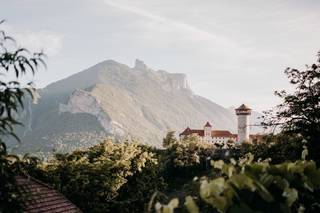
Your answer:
162,134 -> 214,188
154,151 -> 320,213
233,133 -> 304,164
33,140 -> 162,212
0,143 -> 24,212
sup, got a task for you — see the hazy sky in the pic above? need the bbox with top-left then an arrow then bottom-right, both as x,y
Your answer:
1,0 -> 320,112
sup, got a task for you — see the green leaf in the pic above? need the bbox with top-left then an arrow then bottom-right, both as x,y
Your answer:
304,162 -> 320,186
230,174 -> 256,191
212,160 -> 224,170
301,147 -> 308,160
184,196 -> 199,213
200,178 -> 230,212
163,198 -> 179,213
222,164 -> 235,178
282,187 -> 298,207
254,179 -> 274,202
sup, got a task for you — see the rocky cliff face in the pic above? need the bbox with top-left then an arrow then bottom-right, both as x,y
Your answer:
59,89 -> 125,137
11,59 -> 262,154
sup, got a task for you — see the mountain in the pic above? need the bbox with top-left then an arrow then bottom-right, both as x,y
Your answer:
10,59 -> 263,154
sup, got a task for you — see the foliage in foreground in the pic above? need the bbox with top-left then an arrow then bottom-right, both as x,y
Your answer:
22,134 -> 214,213
30,140 -> 166,213
155,151 -> 320,213
0,143 -> 24,212
0,20 -> 45,212
24,132 -> 320,213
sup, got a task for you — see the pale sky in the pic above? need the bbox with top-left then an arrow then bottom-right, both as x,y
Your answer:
1,0 -> 320,112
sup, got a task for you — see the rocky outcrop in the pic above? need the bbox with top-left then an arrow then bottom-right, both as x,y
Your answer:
134,59 -> 149,71
59,89 -> 125,137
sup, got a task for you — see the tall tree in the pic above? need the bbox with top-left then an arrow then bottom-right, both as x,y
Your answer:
262,51 -> 320,160
0,20 -> 46,212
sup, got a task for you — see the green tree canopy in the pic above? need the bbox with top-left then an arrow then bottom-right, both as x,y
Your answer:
262,51 -> 320,142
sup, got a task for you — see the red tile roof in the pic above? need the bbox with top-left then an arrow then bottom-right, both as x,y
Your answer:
180,128 -> 237,138
212,130 -> 237,138
16,176 -> 82,213
179,128 -> 205,137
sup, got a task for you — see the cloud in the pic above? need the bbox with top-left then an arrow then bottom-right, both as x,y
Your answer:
15,31 -> 63,57
1,24 -> 63,57
103,1 -> 244,54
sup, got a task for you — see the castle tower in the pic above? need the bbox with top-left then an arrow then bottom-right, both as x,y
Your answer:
203,121 -> 212,142
235,104 -> 252,143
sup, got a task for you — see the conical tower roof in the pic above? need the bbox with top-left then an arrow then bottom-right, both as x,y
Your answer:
236,104 -> 251,110
235,104 -> 252,115
204,121 -> 212,127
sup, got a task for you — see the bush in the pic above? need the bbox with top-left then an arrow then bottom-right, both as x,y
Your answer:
233,133 -> 304,164
0,143 -> 24,212
162,134 -> 214,188
262,51 -> 320,163
155,150 -> 320,213
31,140 -> 164,212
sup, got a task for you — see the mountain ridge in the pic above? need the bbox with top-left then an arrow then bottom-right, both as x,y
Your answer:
11,59 -> 262,154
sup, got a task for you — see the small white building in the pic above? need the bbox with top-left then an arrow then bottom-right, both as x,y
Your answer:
179,104 -> 261,147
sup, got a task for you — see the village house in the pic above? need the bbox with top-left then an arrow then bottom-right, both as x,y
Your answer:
179,104 -> 263,147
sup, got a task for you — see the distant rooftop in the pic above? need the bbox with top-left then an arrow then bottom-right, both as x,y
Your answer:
236,104 -> 251,111
204,121 -> 212,127
179,128 -> 236,138
235,104 -> 252,115
16,176 -> 81,213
